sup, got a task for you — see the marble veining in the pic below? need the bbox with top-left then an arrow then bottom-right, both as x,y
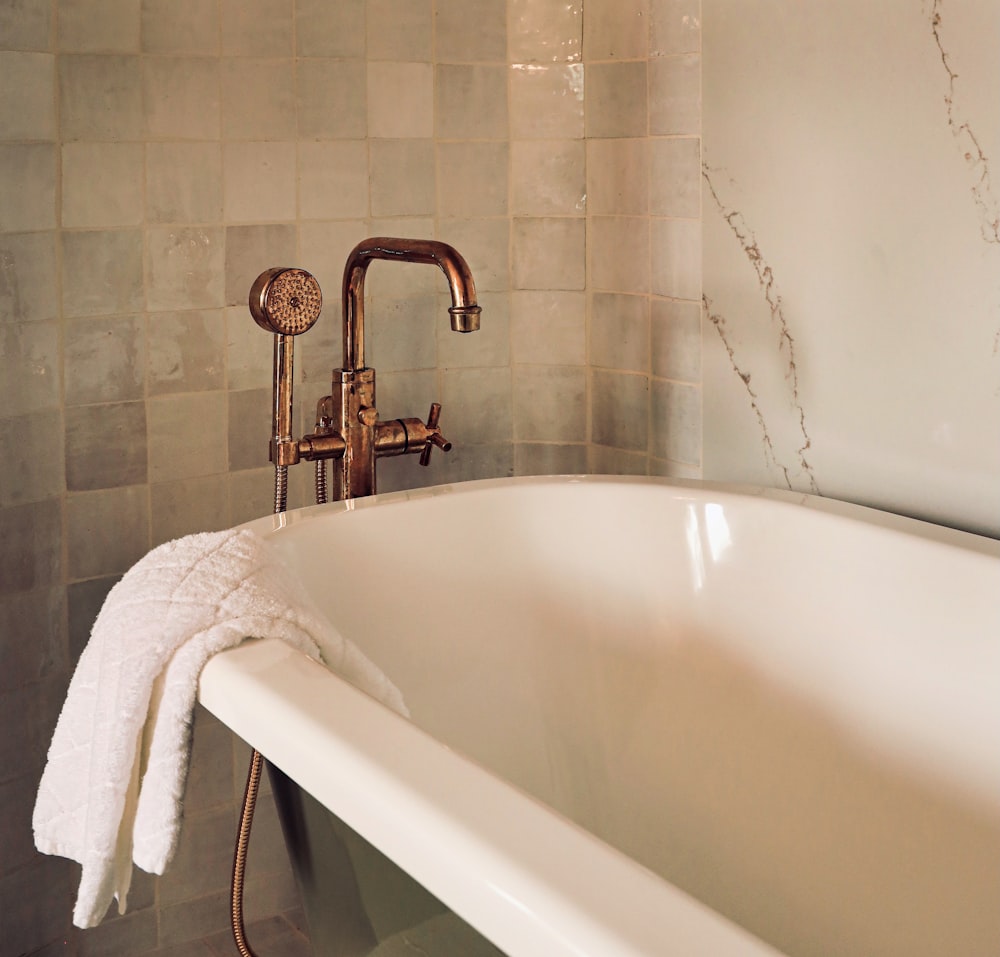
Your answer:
702,167 -> 818,493
702,1 -> 1000,537
929,0 -> 999,246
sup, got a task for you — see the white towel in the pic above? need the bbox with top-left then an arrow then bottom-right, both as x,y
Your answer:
33,526 -> 407,929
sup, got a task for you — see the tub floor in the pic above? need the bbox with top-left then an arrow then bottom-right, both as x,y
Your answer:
198,912 -> 312,956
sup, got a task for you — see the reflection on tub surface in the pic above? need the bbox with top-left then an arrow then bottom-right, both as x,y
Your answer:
201,476 -> 1000,957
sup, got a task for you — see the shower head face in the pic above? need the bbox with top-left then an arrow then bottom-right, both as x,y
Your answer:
250,267 -> 323,336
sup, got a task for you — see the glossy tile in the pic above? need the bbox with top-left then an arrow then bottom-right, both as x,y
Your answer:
224,223 -> 297,308
147,392 -> 228,482
147,309 -> 226,396
221,59 -> 296,141
62,142 -> 144,228
0,411 -> 65,508
650,136 -> 700,217
65,401 -> 147,491
295,0 -> 364,57
62,229 -> 145,318
58,0 -> 140,53
510,140 -> 585,216
651,377 -> 700,464
64,315 -> 146,405
0,143 -> 56,231
650,0 -> 701,56
435,0 -> 505,63
590,369 -> 649,450
146,142 -> 223,224
585,61 -> 647,138
299,140 -> 369,219
435,141 -> 508,218
651,216 -> 701,300
587,215 -> 650,294
143,56 -> 220,139
512,217 -> 586,291
223,142 -> 296,223
141,0 -> 219,55
583,0 -> 648,61
221,0 -> 292,56
587,137 -> 648,215
370,138 -> 435,217
1,52 -> 56,140
0,0 -> 52,51
509,0 -> 582,64
649,53 -> 700,134
0,500 -> 62,594
434,64 -> 507,140
368,62 -> 433,138
59,54 -> 141,140
1,321 -> 61,415
651,297 -> 700,382
0,231 -> 59,322
510,290 -> 587,366
590,292 -> 649,372
513,366 -> 587,442
146,226 -> 225,311
65,485 -> 149,580
509,63 -> 584,139
367,0 -> 432,62
297,58 -> 367,139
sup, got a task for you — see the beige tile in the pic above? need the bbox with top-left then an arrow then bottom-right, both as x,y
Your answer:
64,315 -> 145,405
295,0 -> 364,57
0,0 -> 52,51
221,0 -> 292,56
649,53 -> 701,135
228,388 -> 271,470
585,61 -> 647,138
368,62 -> 433,138
650,136 -> 701,217
0,411 -> 65,508
0,501 -> 62,595
147,226 -> 225,311
587,137 -> 648,216
298,140 -> 368,219
297,58 -> 366,139
440,367 -> 512,444
67,575 -> 117,661
148,392 -> 228,482
510,140 -> 585,216
143,56 -> 220,139
424,441 -> 513,483
228,467 -> 275,523
0,586 -> 65,689
222,58 -> 296,141
59,54 -> 141,140
58,0 -> 139,52
141,0 -> 219,54
370,138 -> 435,217
1,52 -> 56,140
651,378 -> 700,464
509,0 -> 582,64
435,64 -> 507,140
364,293 -> 437,371
509,63 -> 584,140
224,305 -> 271,392
146,142 -> 223,224
436,217 -> 509,293
514,442 -> 587,476
436,141 -> 508,219
61,229 -> 144,318
651,296 -> 701,382
513,366 -> 587,442
588,215 -> 650,293
0,143 -> 56,230
0,231 -> 58,322
591,369 -> 649,450
61,142 -> 143,228
185,706 -> 238,810
651,216 -> 701,300
367,0 -> 432,61
224,223 -> 297,307
590,292 -> 649,372
65,401 -> 147,491
588,443 -> 648,475
0,322 -> 60,415
583,0 -> 648,61
148,309 -> 226,395
435,0 -> 505,63
649,455 -> 701,479
650,0 -> 701,56
510,290 -> 586,365
149,475 -> 232,540
512,217 -> 585,291
223,142 -> 296,222
66,485 -> 149,580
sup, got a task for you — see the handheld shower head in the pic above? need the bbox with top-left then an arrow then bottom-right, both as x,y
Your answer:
249,267 -> 323,337
249,267 -> 324,490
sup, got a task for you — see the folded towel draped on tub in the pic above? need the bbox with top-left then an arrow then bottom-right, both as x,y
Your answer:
33,526 -> 407,930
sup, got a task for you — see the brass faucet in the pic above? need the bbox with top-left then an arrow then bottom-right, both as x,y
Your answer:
249,238 -> 481,505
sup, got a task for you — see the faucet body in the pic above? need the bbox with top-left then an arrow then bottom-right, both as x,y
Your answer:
252,238 -> 480,503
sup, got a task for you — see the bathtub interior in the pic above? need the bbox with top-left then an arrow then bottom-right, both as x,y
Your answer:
248,477 -> 1000,957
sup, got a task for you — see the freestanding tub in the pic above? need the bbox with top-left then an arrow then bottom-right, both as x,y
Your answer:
199,476 -> 1000,957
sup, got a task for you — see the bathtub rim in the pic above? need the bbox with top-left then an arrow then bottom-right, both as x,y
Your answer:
237,473 -> 1000,559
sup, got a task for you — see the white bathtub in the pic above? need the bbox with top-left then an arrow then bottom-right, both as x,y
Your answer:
199,476 -> 1000,957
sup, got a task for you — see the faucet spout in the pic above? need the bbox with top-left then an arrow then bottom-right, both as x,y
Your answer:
341,237 -> 481,371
